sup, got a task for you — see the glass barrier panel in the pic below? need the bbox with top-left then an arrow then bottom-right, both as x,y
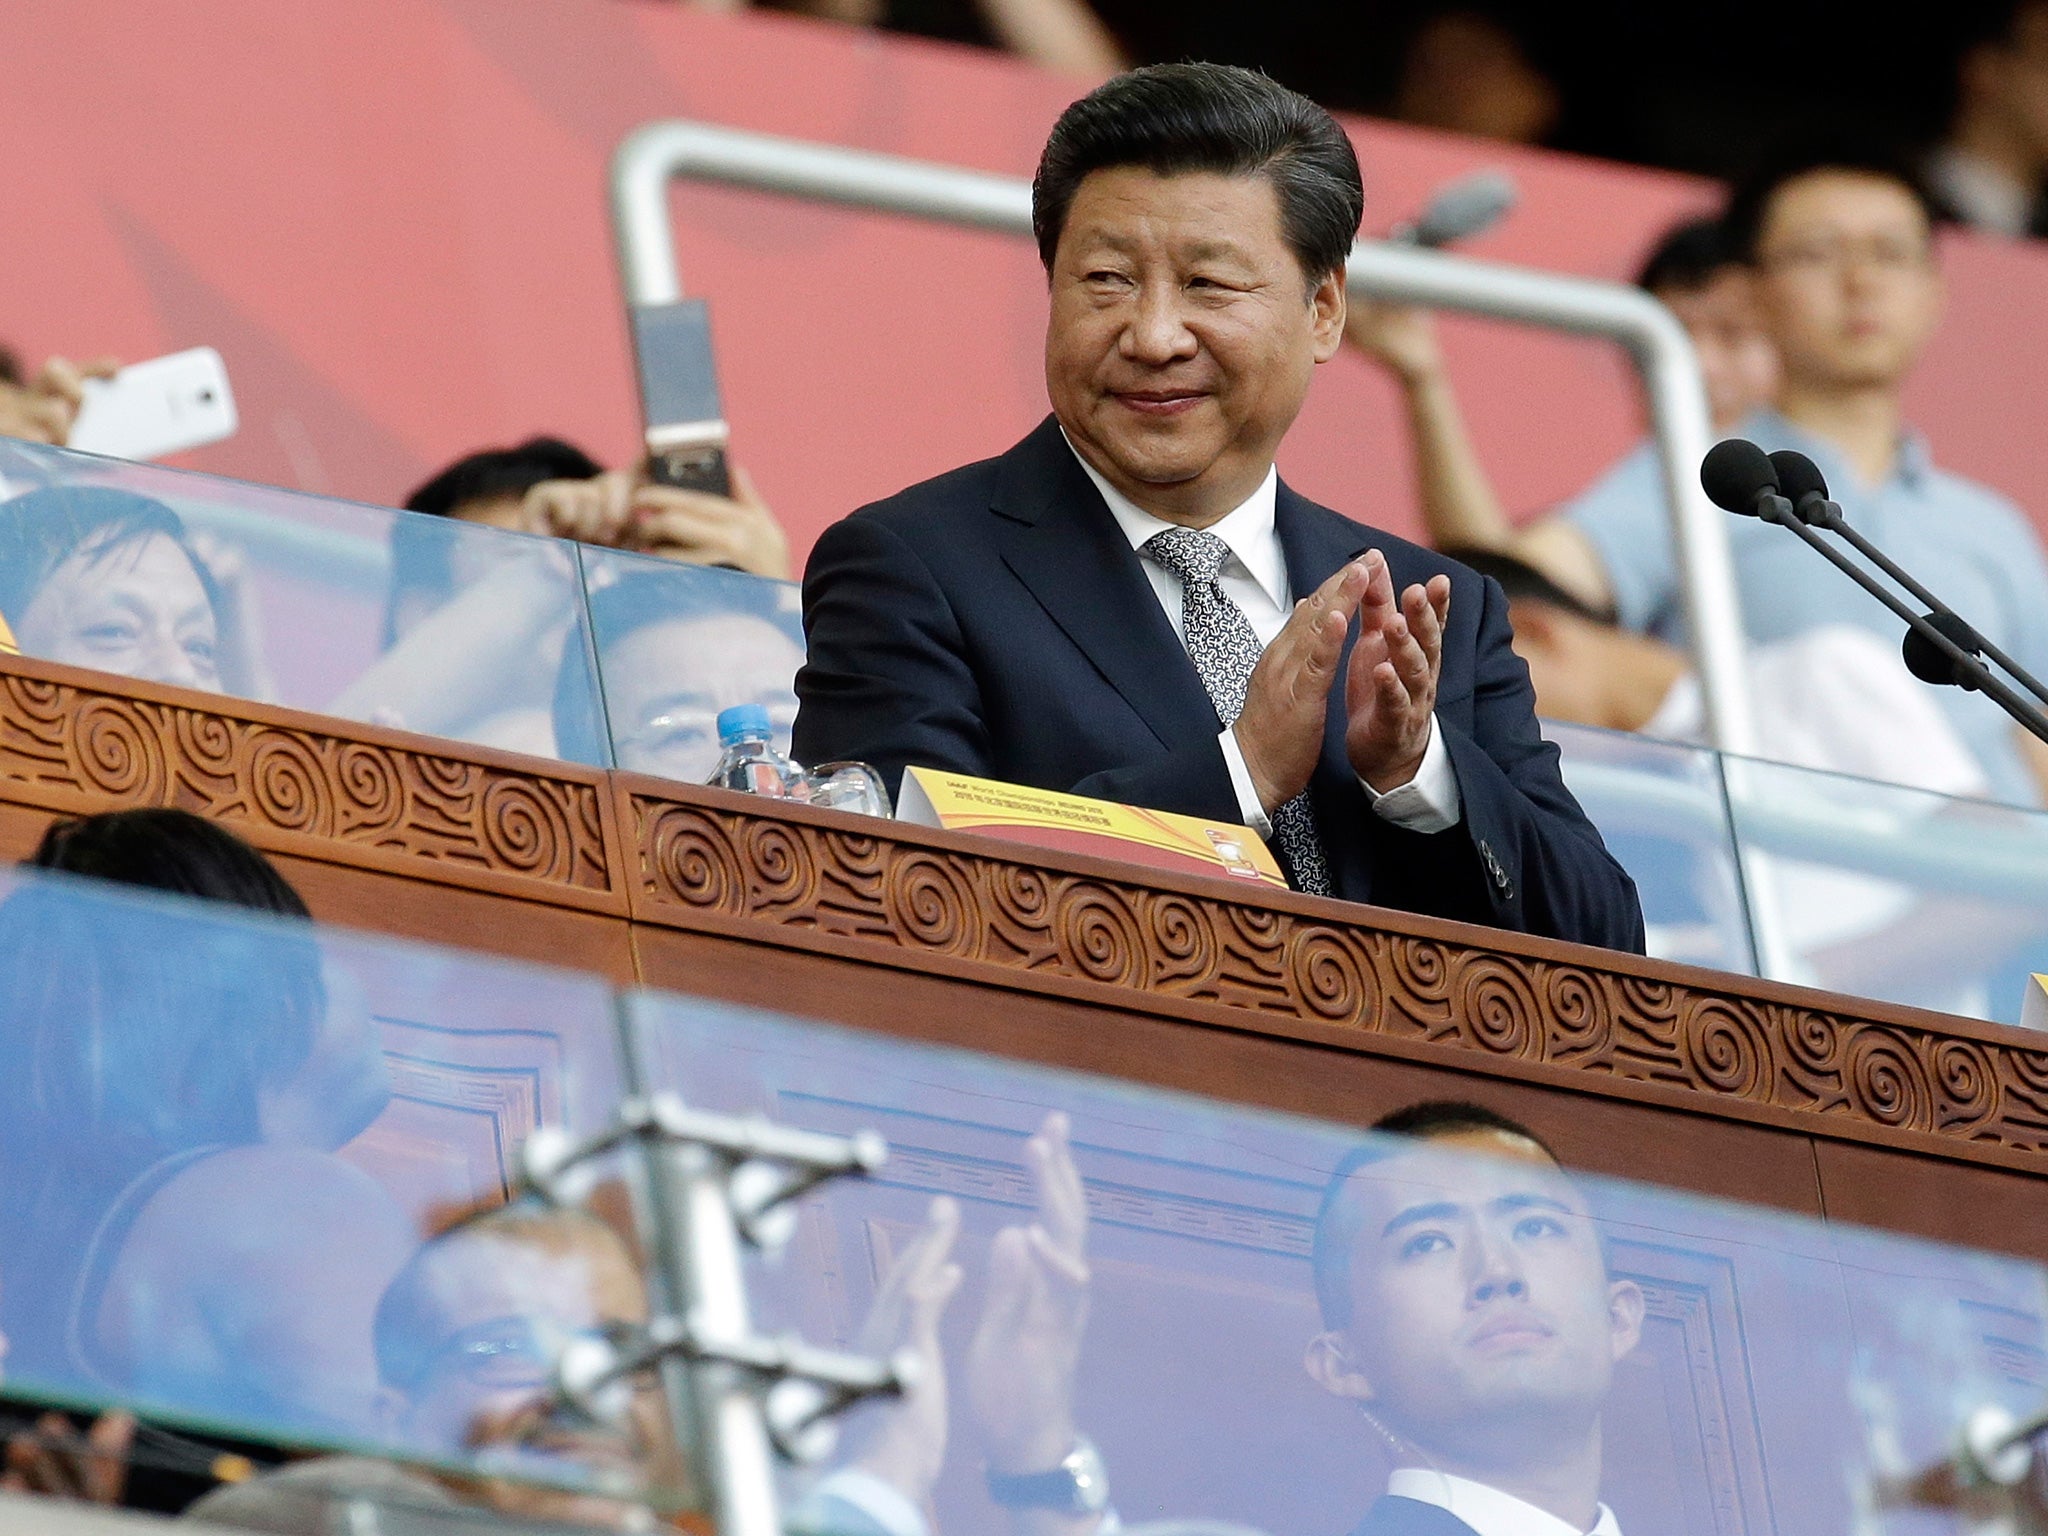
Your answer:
1718,751 -> 2048,1024
0,866 -> 692,1526
622,989 -> 2048,1536
574,545 -> 805,786
1546,720 -> 1756,976
0,442 -> 605,766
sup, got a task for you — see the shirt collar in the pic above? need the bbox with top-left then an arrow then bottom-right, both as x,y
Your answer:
1062,432 -> 1288,609
1386,1471 -> 1621,1536
1743,408 -> 1933,493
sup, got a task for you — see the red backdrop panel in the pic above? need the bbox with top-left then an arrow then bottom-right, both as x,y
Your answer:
4,0 -> 2044,562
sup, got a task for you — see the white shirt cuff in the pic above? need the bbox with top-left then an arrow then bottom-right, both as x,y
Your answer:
1360,715 -> 1461,833
804,1468 -> 930,1536
1219,726 -> 1275,837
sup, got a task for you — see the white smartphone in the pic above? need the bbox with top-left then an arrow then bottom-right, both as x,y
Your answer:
67,347 -> 238,461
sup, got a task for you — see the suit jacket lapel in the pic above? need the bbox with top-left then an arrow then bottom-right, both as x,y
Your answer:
991,418 -> 1223,752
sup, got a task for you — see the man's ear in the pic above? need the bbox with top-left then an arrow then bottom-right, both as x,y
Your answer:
1305,1329 -> 1378,1402
1310,268 -> 1347,363
1607,1278 -> 1646,1362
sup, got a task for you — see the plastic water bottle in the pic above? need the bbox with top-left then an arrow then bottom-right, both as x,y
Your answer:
708,704 -> 810,800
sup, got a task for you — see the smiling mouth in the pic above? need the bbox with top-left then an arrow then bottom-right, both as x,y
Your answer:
1111,390 -> 1207,416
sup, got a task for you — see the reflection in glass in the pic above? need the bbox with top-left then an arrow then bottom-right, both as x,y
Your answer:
570,551 -> 804,785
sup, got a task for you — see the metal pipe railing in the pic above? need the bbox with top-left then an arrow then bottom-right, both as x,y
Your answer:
609,119 -> 1756,755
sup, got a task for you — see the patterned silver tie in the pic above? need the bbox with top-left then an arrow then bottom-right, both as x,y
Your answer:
1142,526 -> 1333,896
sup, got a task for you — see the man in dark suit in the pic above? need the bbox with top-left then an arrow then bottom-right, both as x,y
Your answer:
795,62 -> 1641,951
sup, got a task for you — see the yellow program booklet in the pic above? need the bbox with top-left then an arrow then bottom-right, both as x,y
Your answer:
2022,974 -> 2048,1032
896,767 -> 1287,889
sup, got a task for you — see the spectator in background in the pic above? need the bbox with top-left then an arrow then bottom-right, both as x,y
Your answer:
1385,4 -> 1561,146
1348,214 -> 1777,619
553,569 -> 805,781
0,349 -> 114,449
713,0 -> 1125,78
1927,0 -> 2048,237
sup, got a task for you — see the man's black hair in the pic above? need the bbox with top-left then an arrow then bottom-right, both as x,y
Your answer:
1032,62 -> 1365,283
1634,215 -> 1735,296
28,808 -> 310,919
401,436 -> 602,520
1723,136 -> 1946,264
0,485 -> 224,636
1443,546 -> 1615,625
1310,1100 -> 1561,1331
550,565 -> 801,767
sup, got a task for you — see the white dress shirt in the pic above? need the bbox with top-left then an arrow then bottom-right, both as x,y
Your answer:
1064,440 -> 1461,840
1387,1469 -> 1622,1536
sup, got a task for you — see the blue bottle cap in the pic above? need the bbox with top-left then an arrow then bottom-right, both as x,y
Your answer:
717,703 -> 774,746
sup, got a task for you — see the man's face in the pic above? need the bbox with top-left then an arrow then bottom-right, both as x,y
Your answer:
18,533 -> 222,692
606,613 -> 803,782
1749,172 -> 1942,394
388,1223 -> 679,1528
1311,1130 -> 1641,1464
1045,167 -> 1346,525
1657,269 -> 1779,434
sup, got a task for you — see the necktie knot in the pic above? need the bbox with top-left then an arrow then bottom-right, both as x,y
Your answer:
1142,526 -> 1231,586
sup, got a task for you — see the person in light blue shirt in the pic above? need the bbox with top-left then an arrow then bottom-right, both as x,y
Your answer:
1561,142 -> 2048,809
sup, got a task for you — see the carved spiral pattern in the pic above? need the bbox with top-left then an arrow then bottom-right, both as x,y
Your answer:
1681,999 -> 1773,1097
743,821 -> 815,907
248,734 -> 330,833
172,709 -> 238,779
72,699 -> 161,801
481,779 -> 569,877
1543,967 -> 1605,1052
3,675 -> 67,724
1933,1039 -> 1998,1129
1389,939 -> 1454,1008
1784,1010 -> 1842,1078
1223,903 -> 1287,958
1457,957 -> 1542,1058
2007,1050 -> 2048,1097
1145,895 -> 1214,980
647,808 -> 742,912
1287,927 -> 1372,1022
336,742 -> 405,833
1847,1033 -> 1933,1129
885,853 -> 977,956
415,755 -> 479,800
989,864 -> 1053,935
1055,886 -> 1146,987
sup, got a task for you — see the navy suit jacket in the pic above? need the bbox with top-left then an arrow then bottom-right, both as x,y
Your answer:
793,417 -> 1643,952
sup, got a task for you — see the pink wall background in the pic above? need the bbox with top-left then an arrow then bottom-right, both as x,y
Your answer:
6,0 -> 2048,561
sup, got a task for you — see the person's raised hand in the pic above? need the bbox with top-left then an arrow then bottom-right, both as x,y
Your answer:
964,1112 -> 1090,1475
1343,300 -> 1443,387
1234,560 -> 1371,814
0,1410 -> 134,1504
624,465 -> 791,579
1344,550 -> 1449,792
523,469 -> 638,547
844,1197 -> 964,1509
0,355 -> 116,446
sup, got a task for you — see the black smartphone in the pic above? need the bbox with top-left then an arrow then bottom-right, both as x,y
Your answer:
628,298 -> 731,497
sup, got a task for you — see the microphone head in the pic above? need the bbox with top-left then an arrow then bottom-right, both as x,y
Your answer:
1699,439 -> 1779,515
1768,449 -> 1831,520
1400,171 -> 1518,248
1902,610 -> 1986,690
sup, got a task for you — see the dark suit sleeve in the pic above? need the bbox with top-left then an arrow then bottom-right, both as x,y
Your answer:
1363,575 -> 1645,954
794,514 -> 993,792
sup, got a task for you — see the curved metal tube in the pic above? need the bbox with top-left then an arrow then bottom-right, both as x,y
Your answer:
609,120 -> 1754,755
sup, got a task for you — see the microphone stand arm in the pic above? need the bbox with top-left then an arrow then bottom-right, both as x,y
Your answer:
1811,504 -> 2048,711
1761,497 -> 2048,748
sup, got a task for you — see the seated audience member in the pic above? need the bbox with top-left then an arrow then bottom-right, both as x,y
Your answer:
744,0 -> 1125,77
1349,215 -> 1778,619
187,1205 -> 683,1533
1926,0 -> 2048,237
553,569 -> 805,782
796,63 -> 1641,951
0,811 -> 410,1450
0,486 -> 243,694
1384,5 -> 1562,146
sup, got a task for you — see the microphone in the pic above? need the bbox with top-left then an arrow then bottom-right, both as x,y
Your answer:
1390,171 -> 1517,248
1699,439 -> 2048,747
1766,448 -> 2048,711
